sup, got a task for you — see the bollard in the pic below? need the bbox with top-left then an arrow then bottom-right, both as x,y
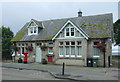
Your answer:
62,62 -> 65,75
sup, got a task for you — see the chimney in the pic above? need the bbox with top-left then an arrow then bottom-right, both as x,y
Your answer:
78,10 -> 82,17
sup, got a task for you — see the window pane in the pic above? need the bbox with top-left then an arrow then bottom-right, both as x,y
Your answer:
71,28 -> 74,32
66,28 -> 69,36
59,47 -> 63,55
78,47 -> 81,56
71,42 -> 75,45
71,28 -> 74,36
71,47 -> 75,55
49,43 -> 53,46
22,44 -> 24,46
94,48 -> 100,56
59,42 -> 63,45
30,27 -> 33,33
18,47 -> 21,54
66,42 -> 69,45
22,47 -> 24,54
66,28 -> 69,31
77,41 -> 81,45
49,47 -> 53,53
34,27 -> 37,33
66,47 -> 70,55
71,32 -> 74,36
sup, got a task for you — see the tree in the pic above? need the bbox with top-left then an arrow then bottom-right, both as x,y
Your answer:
113,19 -> 120,45
1,26 -> 14,60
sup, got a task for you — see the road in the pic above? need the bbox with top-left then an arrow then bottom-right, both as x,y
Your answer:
2,67 -> 62,80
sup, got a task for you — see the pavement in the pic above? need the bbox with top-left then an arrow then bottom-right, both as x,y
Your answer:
1,62 -> 120,81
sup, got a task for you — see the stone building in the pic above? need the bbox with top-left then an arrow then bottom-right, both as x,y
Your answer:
11,11 -> 113,67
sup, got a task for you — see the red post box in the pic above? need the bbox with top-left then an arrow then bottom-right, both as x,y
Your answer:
23,52 -> 28,64
48,56 -> 53,62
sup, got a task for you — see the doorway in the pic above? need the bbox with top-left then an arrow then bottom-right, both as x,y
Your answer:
35,46 -> 42,63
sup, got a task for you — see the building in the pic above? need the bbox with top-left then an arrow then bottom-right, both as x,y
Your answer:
11,11 -> 113,67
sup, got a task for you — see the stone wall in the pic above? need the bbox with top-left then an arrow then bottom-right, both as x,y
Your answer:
55,59 -> 84,66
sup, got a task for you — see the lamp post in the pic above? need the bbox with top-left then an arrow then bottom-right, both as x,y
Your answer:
62,62 -> 65,75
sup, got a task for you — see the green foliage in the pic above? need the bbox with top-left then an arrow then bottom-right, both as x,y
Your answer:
113,19 -> 120,45
1,26 -> 14,60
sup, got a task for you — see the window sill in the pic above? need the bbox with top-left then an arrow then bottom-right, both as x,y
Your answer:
59,55 -> 64,57
48,53 -> 53,54
70,56 -> 75,57
93,56 -> 100,58
65,55 -> 69,57
77,56 -> 82,57
76,45 -> 82,46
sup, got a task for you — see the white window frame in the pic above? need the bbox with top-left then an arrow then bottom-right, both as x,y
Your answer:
93,47 -> 100,57
77,41 -> 82,46
48,47 -> 53,54
48,43 -> 53,47
59,42 -> 64,46
70,46 -> 75,57
59,46 -> 64,57
65,46 -> 70,57
93,41 -> 100,57
52,20 -> 89,40
16,47 -> 21,56
28,26 -> 38,35
65,41 -> 70,46
77,46 -> 82,57
21,47 -> 25,55
65,26 -> 75,37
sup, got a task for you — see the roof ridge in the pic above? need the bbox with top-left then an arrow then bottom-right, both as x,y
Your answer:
31,13 -> 112,23
37,16 -> 78,22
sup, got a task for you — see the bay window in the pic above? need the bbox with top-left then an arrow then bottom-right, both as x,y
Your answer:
59,41 -> 82,58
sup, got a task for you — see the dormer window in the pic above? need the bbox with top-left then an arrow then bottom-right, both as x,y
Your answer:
30,27 -> 33,33
66,28 -> 69,36
65,27 -> 75,37
34,27 -> 37,33
28,26 -> 38,35
71,28 -> 74,36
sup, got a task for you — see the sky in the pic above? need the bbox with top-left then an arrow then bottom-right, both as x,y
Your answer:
1,2 -> 118,35
0,1 -> 119,55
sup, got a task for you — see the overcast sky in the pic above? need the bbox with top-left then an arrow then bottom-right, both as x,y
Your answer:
2,2 -> 118,35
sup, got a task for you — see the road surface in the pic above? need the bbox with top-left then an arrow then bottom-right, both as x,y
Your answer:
2,67 -> 62,80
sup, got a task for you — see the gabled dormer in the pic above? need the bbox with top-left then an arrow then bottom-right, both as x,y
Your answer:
27,19 -> 43,35
52,20 -> 89,40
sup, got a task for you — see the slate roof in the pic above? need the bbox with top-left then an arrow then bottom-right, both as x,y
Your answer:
11,13 -> 113,42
